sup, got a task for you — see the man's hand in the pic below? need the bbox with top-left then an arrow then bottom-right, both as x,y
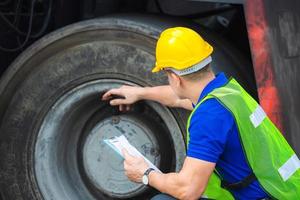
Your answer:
122,149 -> 149,183
102,85 -> 193,111
102,85 -> 143,112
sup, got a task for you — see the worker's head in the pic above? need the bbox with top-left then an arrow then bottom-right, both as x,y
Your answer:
152,27 -> 214,98
165,64 -> 213,98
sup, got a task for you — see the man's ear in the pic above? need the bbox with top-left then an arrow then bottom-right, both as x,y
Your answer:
170,72 -> 182,87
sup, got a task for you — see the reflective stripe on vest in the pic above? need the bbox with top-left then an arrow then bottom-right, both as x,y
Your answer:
186,78 -> 300,199
250,105 -> 266,128
278,154 -> 300,181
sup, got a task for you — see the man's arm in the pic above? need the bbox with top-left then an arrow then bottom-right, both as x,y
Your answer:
122,150 -> 215,200
139,86 -> 193,110
102,85 -> 193,111
149,157 -> 215,200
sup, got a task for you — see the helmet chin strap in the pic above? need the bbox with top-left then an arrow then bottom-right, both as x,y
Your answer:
166,56 -> 212,76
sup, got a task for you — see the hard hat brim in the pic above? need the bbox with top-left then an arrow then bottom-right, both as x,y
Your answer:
151,65 -> 162,73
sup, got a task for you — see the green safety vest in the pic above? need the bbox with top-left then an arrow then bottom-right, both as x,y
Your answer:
186,78 -> 300,199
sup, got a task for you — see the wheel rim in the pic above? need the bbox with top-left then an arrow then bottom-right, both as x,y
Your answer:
34,79 -> 186,199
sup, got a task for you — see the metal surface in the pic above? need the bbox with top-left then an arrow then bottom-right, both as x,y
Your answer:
264,0 -> 300,156
244,0 -> 284,132
245,0 -> 300,155
83,115 -> 160,198
188,0 -> 244,4
35,79 -> 185,199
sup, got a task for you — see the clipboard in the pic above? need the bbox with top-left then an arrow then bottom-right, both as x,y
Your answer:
104,135 -> 161,173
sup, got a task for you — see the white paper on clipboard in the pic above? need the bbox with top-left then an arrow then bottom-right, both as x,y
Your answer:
104,135 -> 161,173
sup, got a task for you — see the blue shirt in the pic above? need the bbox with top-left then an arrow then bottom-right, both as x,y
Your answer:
187,73 -> 268,199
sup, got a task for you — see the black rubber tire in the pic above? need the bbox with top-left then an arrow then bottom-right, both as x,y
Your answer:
0,15 -> 255,200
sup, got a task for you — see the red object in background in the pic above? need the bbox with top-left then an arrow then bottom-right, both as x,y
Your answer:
245,0 -> 284,133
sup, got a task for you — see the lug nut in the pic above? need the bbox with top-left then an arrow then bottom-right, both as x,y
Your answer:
111,116 -> 120,124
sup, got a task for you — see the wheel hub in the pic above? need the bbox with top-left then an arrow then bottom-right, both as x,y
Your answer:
82,115 -> 160,197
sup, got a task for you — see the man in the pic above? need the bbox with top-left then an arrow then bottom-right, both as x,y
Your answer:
102,27 -> 300,199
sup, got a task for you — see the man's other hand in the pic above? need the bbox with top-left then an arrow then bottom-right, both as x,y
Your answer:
102,85 -> 143,112
122,149 -> 149,183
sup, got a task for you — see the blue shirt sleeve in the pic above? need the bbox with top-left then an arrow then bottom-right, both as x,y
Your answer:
187,99 -> 234,163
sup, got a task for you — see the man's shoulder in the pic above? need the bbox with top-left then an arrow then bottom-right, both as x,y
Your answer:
187,98 -> 235,163
189,98 -> 235,133
192,98 -> 232,120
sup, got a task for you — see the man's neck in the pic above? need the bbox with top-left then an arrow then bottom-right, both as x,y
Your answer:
185,73 -> 215,105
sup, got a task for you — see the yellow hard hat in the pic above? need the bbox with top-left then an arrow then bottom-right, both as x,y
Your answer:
152,27 -> 213,75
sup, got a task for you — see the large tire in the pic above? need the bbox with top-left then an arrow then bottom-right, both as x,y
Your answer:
0,15 -> 255,199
